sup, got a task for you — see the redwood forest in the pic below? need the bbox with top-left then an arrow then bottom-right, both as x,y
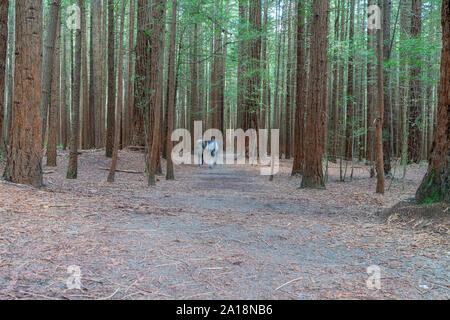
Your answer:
0,0 -> 448,300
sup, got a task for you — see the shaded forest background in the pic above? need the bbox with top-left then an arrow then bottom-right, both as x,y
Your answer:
0,0 -> 448,202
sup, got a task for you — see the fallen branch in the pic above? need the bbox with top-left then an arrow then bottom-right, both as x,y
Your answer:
99,167 -> 143,174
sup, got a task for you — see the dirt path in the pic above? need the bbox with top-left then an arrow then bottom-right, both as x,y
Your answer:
0,149 -> 448,299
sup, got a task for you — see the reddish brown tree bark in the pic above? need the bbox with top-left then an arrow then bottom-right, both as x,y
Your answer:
416,0 -> 449,204
301,0 -> 329,188
0,1 -> 8,155
408,0 -> 423,163
3,0 -> 44,187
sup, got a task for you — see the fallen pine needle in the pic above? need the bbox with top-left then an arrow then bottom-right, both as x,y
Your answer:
275,276 -> 303,291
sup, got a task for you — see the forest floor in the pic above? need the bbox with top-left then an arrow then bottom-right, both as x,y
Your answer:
0,148 -> 448,300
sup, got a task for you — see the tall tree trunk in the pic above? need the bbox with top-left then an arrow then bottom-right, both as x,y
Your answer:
285,0 -> 293,160
3,0 -> 44,187
382,0 -> 392,175
237,0 -> 247,130
81,0 -> 90,149
147,0 -> 166,186
67,5 -> 82,179
90,0 -> 101,150
105,0 -> 115,157
416,0 -> 449,204
329,0 -> 340,163
125,0 -> 135,147
5,2 -> 14,151
408,0 -> 422,163
0,1 -> 8,155
301,0 -> 329,189
41,0 -> 61,145
375,19 -> 385,194
166,0 -> 177,180
132,0 -> 149,147
344,0 -> 355,161
367,0 -> 377,173
47,7 -> 61,167
245,0 -> 262,132
292,0 -> 305,176
190,18 -> 198,148
61,25 -> 69,151
108,0 -> 126,182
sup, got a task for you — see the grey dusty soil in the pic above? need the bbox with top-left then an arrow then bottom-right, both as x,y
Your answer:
0,149 -> 448,299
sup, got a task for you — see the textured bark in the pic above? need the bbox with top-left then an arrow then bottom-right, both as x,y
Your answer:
81,0 -> 90,149
329,0 -> 340,163
67,6 -> 82,180
211,21 -> 222,132
237,0 -> 247,130
3,0 -> 43,187
367,0 -> 377,166
382,0 -> 392,174
244,0 -> 261,132
344,0 -> 355,161
47,8 -> 61,167
61,28 -> 69,151
105,0 -> 115,158
132,0 -> 150,147
291,0 -> 305,176
5,2 -> 14,150
41,0 -> 61,145
260,0 -> 269,131
147,0 -> 166,186
99,0 -> 107,147
301,0 -> 329,189
408,0 -> 422,163
125,0 -> 135,147
90,0 -> 102,149
375,24 -> 385,194
108,0 -> 126,183
284,0 -> 293,160
190,20 -> 198,147
0,1 -> 8,155
166,0 -> 177,180
416,0 -> 449,204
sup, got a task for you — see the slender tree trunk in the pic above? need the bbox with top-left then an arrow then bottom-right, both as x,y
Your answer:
190,19 -> 198,148
237,0 -> 247,130
245,0 -> 262,132
166,0 -> 177,180
382,0 -> 392,175
3,0 -> 44,187
125,0 -> 135,147
5,2 -> 14,151
47,8 -> 61,167
108,0 -> 126,182
41,0 -> 61,145
375,21 -> 385,194
0,1 -> 8,155
416,0 -> 449,204
301,0 -> 329,189
367,0 -> 377,173
292,0 -> 305,176
81,0 -> 90,149
132,0 -> 149,147
67,6 -> 82,179
329,0 -> 340,163
344,0 -> 355,161
147,0 -> 166,186
105,0 -> 115,157
408,0 -> 422,163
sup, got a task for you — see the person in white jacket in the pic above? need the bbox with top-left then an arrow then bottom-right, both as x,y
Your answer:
195,138 -> 205,167
205,136 -> 219,169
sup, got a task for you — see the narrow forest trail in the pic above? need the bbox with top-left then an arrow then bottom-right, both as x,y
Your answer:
0,149 -> 448,299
